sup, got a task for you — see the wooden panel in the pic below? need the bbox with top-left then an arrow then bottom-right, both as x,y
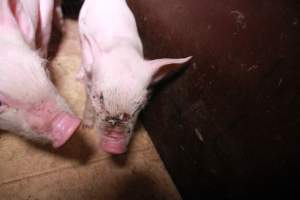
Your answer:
125,0 -> 300,198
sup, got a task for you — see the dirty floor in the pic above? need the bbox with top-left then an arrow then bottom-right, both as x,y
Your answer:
0,20 -> 181,200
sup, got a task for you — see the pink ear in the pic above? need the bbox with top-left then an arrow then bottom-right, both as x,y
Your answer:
80,22 -> 103,57
0,0 -> 17,28
0,0 -> 35,47
11,0 -> 35,47
79,22 -> 103,73
147,56 -> 192,84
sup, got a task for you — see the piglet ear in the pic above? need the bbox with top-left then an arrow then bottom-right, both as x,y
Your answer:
0,0 -> 35,46
147,56 -> 192,84
0,0 -> 17,28
79,22 -> 103,74
11,0 -> 35,46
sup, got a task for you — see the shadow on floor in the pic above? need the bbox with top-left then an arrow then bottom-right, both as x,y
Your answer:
0,129 -> 96,164
116,172 -> 175,200
85,170 -> 177,200
29,130 -> 95,164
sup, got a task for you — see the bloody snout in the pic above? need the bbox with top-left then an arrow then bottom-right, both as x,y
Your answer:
100,131 -> 128,154
100,114 -> 131,154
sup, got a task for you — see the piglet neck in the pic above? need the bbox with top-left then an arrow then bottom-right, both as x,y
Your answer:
110,44 -> 144,64
107,36 -> 143,56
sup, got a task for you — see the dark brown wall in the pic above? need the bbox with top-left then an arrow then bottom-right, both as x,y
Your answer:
61,0 -> 83,19
126,0 -> 300,199
61,0 -> 300,198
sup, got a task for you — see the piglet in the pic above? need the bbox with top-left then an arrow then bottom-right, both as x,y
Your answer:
0,0 -> 81,148
77,0 -> 191,154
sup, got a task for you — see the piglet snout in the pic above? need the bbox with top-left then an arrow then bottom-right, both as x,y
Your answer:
100,132 -> 128,154
51,113 -> 81,148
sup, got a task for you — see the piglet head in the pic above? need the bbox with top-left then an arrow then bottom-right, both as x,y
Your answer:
0,46 -> 80,148
89,85 -> 147,154
0,0 -> 80,147
88,52 -> 191,154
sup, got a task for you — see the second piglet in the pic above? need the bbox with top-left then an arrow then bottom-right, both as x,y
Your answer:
0,0 -> 81,148
77,0 -> 191,154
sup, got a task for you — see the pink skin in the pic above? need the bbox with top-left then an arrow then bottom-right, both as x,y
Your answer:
50,113 -> 81,148
98,115 -> 132,154
101,132 -> 128,154
0,0 -> 80,147
78,0 -> 191,154
0,93 -> 80,148
26,102 -> 81,148
3,0 -> 61,56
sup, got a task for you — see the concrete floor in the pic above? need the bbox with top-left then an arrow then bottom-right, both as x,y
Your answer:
0,20 -> 181,200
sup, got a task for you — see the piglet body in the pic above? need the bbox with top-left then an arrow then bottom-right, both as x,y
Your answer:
78,0 -> 191,154
0,0 -> 80,148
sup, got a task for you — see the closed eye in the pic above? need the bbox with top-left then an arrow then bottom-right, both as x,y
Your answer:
99,93 -> 104,104
0,100 -> 8,113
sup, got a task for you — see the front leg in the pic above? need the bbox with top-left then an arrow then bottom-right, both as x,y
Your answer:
82,94 -> 95,128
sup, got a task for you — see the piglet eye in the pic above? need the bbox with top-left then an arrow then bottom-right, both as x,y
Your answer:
99,93 -> 104,103
119,113 -> 130,121
0,100 -> 6,107
0,100 -> 8,113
